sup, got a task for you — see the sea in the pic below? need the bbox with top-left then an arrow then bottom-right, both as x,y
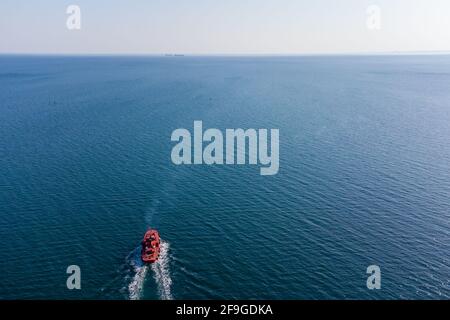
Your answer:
0,55 -> 449,299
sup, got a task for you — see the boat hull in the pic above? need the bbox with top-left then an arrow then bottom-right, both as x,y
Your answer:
141,229 -> 160,263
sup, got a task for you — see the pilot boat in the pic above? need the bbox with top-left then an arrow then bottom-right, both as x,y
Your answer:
141,229 -> 160,263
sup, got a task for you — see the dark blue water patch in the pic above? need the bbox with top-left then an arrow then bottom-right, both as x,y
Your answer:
0,55 -> 449,299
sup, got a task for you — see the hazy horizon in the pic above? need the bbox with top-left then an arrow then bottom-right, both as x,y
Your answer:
2,51 -> 450,57
1,0 -> 450,55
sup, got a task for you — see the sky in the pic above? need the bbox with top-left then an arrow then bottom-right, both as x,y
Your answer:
1,0 -> 450,54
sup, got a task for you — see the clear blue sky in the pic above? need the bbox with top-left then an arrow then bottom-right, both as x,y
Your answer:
1,0 -> 449,54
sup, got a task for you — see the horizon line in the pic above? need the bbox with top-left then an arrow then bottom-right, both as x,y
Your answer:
2,50 -> 450,57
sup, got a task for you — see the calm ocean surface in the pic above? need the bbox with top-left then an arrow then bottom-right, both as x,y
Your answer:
0,55 -> 449,299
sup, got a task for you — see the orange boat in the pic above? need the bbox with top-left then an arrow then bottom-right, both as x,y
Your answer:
141,229 -> 160,263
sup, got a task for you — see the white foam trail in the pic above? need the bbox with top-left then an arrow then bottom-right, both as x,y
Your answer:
127,239 -> 173,300
151,240 -> 173,300
128,264 -> 148,300
127,246 -> 147,300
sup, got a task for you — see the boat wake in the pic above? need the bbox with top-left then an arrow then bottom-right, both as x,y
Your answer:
127,246 -> 147,300
127,239 -> 173,300
151,240 -> 173,300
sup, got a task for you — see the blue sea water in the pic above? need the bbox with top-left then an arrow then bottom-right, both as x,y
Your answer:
0,55 -> 449,299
